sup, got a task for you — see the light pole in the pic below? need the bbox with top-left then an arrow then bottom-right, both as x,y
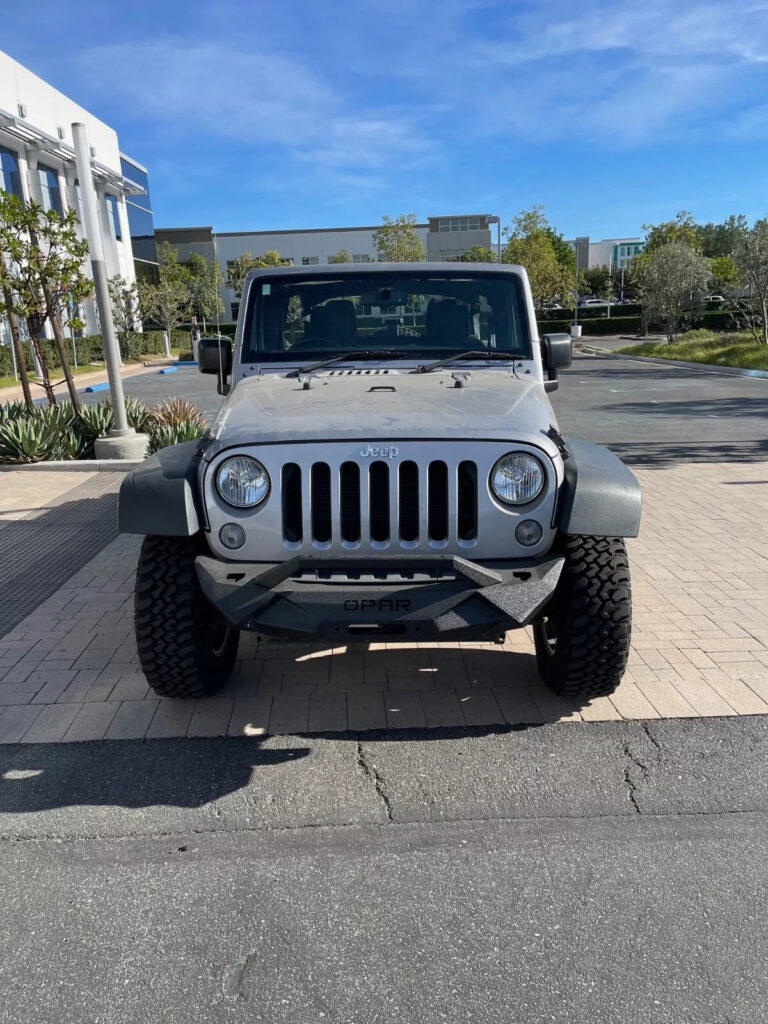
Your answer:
72,122 -> 148,459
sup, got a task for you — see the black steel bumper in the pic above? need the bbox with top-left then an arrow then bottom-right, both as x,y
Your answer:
195,554 -> 564,642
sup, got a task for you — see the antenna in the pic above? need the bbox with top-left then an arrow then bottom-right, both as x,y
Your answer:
212,227 -> 225,395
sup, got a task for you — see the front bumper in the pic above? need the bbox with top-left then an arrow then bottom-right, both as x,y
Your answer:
195,554 -> 564,642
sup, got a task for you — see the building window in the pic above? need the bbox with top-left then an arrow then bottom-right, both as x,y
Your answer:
301,256 -> 319,265
0,145 -> 23,198
105,194 -> 122,241
38,164 -> 63,215
438,217 -> 481,233
352,253 -> 373,262
440,248 -> 465,261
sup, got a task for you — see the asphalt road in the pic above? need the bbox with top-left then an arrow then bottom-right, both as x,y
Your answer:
9,351 -> 768,1022
2,718 -> 767,1023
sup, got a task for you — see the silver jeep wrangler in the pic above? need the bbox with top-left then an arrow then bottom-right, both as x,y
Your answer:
120,263 -> 641,703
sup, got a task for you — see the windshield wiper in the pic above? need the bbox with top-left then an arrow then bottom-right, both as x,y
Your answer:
285,351 -> 411,378
412,350 -> 519,374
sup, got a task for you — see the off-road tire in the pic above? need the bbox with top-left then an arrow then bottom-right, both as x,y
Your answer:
135,535 -> 239,698
533,535 -> 631,700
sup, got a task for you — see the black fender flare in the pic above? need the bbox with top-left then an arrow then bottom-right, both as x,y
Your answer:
557,438 -> 641,537
119,440 -> 205,536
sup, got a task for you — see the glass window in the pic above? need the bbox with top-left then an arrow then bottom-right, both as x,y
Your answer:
241,269 -> 530,363
38,164 -> 63,215
0,146 -> 23,197
352,254 -> 373,262
124,201 -> 154,239
120,158 -> 152,211
105,194 -> 122,240
301,256 -> 319,265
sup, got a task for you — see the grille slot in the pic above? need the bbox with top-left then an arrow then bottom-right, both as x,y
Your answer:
278,453 -> 480,549
399,461 -> 419,542
457,461 -> 478,541
428,461 -> 449,541
281,463 -> 302,543
340,462 -> 361,542
311,463 -> 332,543
369,461 -> 390,542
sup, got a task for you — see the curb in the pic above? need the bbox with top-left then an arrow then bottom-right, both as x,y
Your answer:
0,460 -> 141,473
580,347 -> 768,380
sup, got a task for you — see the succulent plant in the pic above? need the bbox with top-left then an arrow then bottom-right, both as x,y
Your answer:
151,397 -> 207,429
146,420 -> 206,455
0,400 -> 32,427
75,401 -> 114,441
0,416 -> 58,463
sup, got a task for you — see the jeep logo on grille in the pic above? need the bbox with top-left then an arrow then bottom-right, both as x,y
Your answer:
359,444 -> 399,459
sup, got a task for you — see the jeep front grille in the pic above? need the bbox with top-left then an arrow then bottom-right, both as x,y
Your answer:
280,458 -> 479,549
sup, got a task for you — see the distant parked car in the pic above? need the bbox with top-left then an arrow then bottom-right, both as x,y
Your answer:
705,295 -> 725,304
580,298 -> 608,307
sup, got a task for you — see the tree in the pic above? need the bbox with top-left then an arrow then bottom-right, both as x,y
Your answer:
709,255 -> 738,293
137,241 -> 192,349
636,241 -> 711,341
501,207 -> 571,304
0,192 -> 93,406
372,214 -> 424,262
186,253 -> 224,331
227,249 -> 290,299
696,215 -> 749,258
642,211 -> 701,254
733,220 -> 768,345
459,245 -> 497,263
579,264 -> 612,299
108,274 -> 140,360
329,248 -> 352,264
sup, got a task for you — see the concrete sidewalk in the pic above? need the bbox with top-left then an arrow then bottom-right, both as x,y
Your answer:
1,460 -> 767,742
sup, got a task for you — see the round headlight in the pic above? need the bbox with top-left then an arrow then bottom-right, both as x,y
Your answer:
216,456 -> 269,508
490,453 -> 545,505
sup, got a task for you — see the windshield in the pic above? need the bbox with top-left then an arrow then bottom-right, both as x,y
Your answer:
241,271 -> 531,363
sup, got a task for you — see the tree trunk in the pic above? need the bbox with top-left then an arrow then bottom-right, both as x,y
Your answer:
0,249 -> 34,409
49,310 -> 81,409
27,321 -> 56,406
762,298 -> 768,346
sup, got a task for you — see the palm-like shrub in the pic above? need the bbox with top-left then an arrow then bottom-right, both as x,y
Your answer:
75,402 -> 114,441
0,400 -> 31,427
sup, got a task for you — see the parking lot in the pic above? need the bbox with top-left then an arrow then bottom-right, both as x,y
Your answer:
2,352 -> 768,1023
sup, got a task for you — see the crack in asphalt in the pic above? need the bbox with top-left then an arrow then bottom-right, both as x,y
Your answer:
356,741 -> 394,822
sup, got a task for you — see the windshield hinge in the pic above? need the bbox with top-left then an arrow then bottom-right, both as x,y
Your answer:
546,425 -> 571,459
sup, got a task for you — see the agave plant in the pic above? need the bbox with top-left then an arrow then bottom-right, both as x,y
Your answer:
35,403 -> 78,432
54,427 -> 92,461
0,400 -> 32,427
0,417 -> 58,463
147,420 -> 206,455
151,397 -> 207,429
103,396 -> 153,433
75,401 -> 114,441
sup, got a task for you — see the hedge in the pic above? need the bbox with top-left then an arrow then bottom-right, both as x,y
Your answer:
539,303 -> 642,321
0,328 -> 190,378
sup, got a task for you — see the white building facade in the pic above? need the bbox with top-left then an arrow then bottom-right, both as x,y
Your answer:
0,50 -> 152,344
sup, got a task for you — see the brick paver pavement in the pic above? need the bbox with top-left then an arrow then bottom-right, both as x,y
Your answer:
1,460 -> 768,742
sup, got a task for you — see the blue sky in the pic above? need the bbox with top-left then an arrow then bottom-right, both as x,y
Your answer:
3,0 -> 768,239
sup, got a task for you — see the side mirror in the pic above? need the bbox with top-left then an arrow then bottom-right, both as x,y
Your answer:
540,333 -> 572,393
198,336 -> 233,395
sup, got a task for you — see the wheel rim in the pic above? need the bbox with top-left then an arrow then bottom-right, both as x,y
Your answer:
205,613 -> 232,658
540,616 -> 558,657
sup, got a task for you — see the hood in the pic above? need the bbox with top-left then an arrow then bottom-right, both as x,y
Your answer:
210,370 -> 560,454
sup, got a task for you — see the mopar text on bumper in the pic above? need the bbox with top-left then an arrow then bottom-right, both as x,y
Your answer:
195,554 -> 564,641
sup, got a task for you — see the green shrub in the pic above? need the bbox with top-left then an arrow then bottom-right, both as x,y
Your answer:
76,402 -> 114,442
0,399 -> 29,426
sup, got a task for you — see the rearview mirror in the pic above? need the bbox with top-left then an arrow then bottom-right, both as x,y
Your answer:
198,336 -> 233,394
540,333 -> 572,393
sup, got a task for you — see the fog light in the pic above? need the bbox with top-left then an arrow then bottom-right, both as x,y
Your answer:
515,519 -> 543,546
219,523 -> 246,549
